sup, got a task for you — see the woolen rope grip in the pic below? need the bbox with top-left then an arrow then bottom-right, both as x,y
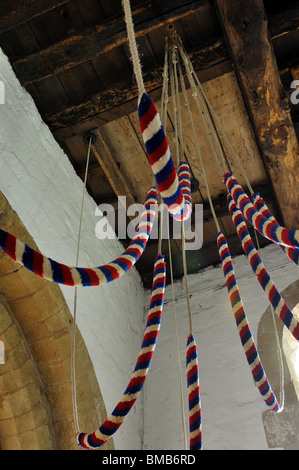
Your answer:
217,231 -> 280,411
77,253 -> 166,449
186,334 -> 202,450
227,194 -> 299,341
251,193 -> 299,267
138,92 -> 192,222
224,172 -> 299,250
0,187 -> 158,286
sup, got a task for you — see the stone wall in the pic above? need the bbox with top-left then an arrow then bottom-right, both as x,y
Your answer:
0,48 -> 146,450
0,192 -> 113,450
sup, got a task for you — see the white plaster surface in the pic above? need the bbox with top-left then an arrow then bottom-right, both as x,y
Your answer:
143,242 -> 299,450
0,49 -> 145,450
1,47 -> 299,451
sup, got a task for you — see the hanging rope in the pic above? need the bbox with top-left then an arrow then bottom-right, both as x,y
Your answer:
186,334 -> 202,449
225,173 -> 299,250
227,193 -> 299,341
122,0 -> 192,222
174,33 -> 287,421
177,33 -> 288,411
122,0 -> 145,96
0,187 -> 158,286
77,253 -> 166,449
72,134 -> 93,434
252,193 -> 299,267
251,226 -> 285,412
167,225 -> 188,450
176,43 -> 220,234
217,232 -> 281,411
138,93 -> 192,222
165,34 -> 202,450
159,38 -> 188,450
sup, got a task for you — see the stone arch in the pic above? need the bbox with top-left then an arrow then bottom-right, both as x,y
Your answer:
0,192 -> 113,450
258,279 -> 299,450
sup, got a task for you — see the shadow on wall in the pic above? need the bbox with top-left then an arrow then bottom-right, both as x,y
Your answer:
0,191 -> 113,450
258,279 -> 299,450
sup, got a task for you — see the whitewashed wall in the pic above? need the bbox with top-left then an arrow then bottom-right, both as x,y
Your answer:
0,49 -> 146,450
143,242 -> 299,450
1,47 -> 299,451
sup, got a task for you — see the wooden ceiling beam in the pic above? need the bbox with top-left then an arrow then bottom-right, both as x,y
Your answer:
11,2 -> 299,87
214,0 -> 299,228
12,0 -> 210,86
0,0 -> 70,33
267,5 -> 299,40
45,38 -> 230,130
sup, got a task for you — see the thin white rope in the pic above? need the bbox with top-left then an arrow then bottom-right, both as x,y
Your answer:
167,224 -> 188,450
170,37 -> 185,164
176,36 -> 225,176
71,135 -> 92,434
181,223 -> 193,336
160,34 -> 188,449
170,45 -> 180,167
177,33 -> 285,410
122,0 -> 145,96
177,54 -> 221,234
177,36 -> 254,194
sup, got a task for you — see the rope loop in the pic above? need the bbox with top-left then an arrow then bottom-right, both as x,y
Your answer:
138,92 -> 192,222
225,172 -> 299,250
0,187 -> 159,286
77,253 -> 166,449
217,231 -> 281,412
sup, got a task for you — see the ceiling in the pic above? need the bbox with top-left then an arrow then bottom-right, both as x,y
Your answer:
0,0 -> 298,287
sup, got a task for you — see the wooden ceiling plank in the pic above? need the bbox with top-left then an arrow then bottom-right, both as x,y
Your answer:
44,38 -> 230,130
12,0 -> 211,86
10,2 -> 299,88
0,0 -> 70,34
214,0 -> 299,228
91,128 -> 136,209
267,5 -> 299,40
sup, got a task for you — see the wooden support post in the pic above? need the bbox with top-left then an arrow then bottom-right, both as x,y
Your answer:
215,0 -> 299,228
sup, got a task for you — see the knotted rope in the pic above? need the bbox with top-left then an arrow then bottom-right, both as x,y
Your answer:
227,194 -> 299,341
77,253 -> 166,449
0,187 -> 158,286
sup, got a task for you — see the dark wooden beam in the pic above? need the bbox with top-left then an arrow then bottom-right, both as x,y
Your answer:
267,5 -> 299,40
0,0 -> 70,33
45,38 -> 230,130
214,0 -> 299,228
12,0 -> 210,86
